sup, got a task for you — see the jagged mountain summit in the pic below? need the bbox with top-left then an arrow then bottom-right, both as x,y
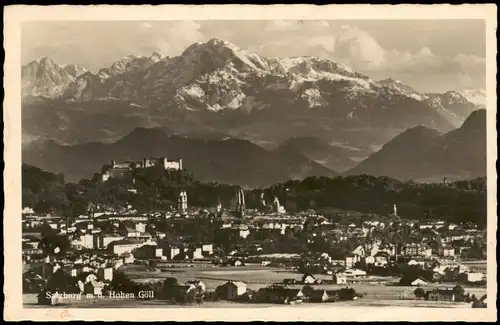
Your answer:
424,90 -> 480,128
378,78 -> 425,101
22,57 -> 87,98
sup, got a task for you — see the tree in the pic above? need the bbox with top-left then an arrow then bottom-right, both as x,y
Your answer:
110,271 -> 138,294
338,287 -> 357,300
414,287 -> 425,300
301,284 -> 315,297
453,285 -> 465,299
46,269 -> 79,293
160,277 -> 179,300
39,233 -> 71,257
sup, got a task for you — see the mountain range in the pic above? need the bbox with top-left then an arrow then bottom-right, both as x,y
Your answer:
346,109 -> 487,182
21,39 -> 487,185
22,109 -> 486,186
22,39 -> 482,149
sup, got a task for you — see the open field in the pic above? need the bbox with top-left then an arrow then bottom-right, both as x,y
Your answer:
123,264 -> 486,300
23,262 -> 487,308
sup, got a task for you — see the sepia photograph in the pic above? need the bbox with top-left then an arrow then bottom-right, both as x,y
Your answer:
3,4 -> 497,322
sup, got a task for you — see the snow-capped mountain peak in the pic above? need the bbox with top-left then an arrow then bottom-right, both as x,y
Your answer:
460,89 -> 486,108
378,78 -> 425,101
441,90 -> 469,103
22,57 -> 88,98
149,52 -> 164,63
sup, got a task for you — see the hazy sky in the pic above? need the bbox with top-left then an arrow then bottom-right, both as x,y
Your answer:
22,20 -> 486,93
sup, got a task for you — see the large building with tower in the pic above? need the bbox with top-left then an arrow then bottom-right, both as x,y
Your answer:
101,157 -> 183,182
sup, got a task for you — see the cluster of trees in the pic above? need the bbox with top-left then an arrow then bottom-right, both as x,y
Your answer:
23,164 -> 487,227
256,175 -> 486,227
22,164 -> 68,214
38,223 -> 71,257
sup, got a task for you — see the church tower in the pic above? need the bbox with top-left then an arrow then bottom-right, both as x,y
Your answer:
216,197 -> 222,214
260,193 -> 266,207
236,188 -> 246,217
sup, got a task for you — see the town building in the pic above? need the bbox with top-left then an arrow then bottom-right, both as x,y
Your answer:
97,267 -> 114,282
426,288 -> 456,302
108,238 -> 155,255
401,243 -> 432,258
94,235 -> 125,249
459,272 -> 485,283
440,246 -> 455,257
177,191 -> 188,211
215,281 -> 247,300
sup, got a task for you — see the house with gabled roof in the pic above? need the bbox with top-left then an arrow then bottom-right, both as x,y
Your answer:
255,286 -> 304,304
215,281 -> 247,300
425,288 -> 456,302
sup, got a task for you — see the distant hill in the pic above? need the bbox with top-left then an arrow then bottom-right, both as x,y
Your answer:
277,136 -> 357,173
22,127 -> 337,187
22,164 -> 66,211
345,109 -> 487,181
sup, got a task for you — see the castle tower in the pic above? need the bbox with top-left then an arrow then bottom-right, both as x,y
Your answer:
177,191 -> 188,211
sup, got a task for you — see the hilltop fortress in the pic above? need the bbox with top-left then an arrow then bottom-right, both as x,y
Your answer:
101,157 -> 183,182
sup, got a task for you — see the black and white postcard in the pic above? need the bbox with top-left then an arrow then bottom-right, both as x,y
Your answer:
3,4 -> 497,322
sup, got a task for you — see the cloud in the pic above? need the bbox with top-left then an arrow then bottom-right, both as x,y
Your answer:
134,21 -> 205,57
329,26 -> 485,92
333,26 -> 386,68
22,21 -> 205,71
265,20 -> 331,32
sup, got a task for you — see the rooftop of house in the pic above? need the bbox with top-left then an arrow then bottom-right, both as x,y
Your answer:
108,238 -> 146,246
259,287 -> 303,295
225,281 -> 246,288
431,288 -> 456,296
